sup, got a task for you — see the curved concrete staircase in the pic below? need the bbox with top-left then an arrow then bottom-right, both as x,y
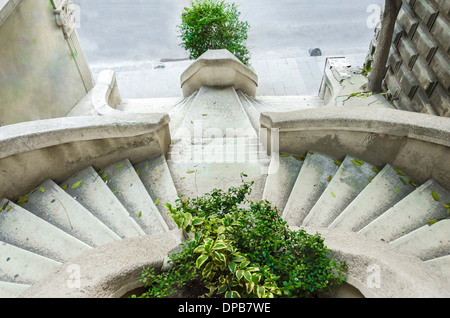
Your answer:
1,85 -> 449,298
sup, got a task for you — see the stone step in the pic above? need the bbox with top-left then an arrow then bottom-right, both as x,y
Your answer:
63,166 -> 145,238
236,91 -> 264,133
390,219 -> 450,261
0,281 -> 30,298
329,164 -> 417,232
134,155 -> 179,230
262,154 -> 304,213
0,241 -> 61,285
425,255 -> 450,283
21,179 -> 121,248
282,152 -> 339,226
302,155 -> 378,228
173,86 -> 256,140
167,155 -> 268,203
0,199 -> 91,262
117,97 -> 185,113
168,137 -> 266,165
358,180 -> 450,242
253,95 -> 325,111
103,158 -> 169,235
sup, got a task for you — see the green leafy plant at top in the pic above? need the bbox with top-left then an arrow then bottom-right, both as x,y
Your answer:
177,0 -> 251,65
134,176 -> 347,298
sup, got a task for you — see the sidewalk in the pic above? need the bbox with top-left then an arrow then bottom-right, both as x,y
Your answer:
94,53 -> 367,99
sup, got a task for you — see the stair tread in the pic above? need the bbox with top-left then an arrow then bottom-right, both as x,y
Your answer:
236,91 -> 263,133
0,281 -> 30,298
103,158 -> 169,235
425,255 -> 450,283
253,95 -> 324,111
63,166 -> 145,238
329,164 -> 417,231
21,179 -> 121,247
302,155 -> 378,227
359,180 -> 450,242
390,219 -> 450,261
167,156 -> 268,203
262,154 -> 304,213
0,241 -> 61,285
134,155 -> 179,230
282,152 -> 339,226
173,86 -> 256,140
0,199 -> 91,263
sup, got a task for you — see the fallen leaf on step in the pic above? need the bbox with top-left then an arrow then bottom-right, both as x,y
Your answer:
431,191 -> 440,202
331,192 -> 336,198
39,187 -> 45,193
187,171 -> 196,174
155,198 -> 161,205
71,180 -> 83,189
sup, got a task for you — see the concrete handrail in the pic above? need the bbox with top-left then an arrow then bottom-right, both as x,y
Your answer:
0,114 -> 171,200
19,231 -> 182,298
260,107 -> 450,189
180,49 -> 258,98
90,70 -> 125,116
300,227 -> 450,298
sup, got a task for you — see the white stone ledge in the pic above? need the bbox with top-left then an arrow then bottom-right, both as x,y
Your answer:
299,227 -> 450,298
0,114 -> 169,159
260,107 -> 450,189
0,114 -> 171,200
180,49 -> 258,98
19,230 -> 182,298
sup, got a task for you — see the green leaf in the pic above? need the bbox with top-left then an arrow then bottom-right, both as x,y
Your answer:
186,170 -> 196,174
217,284 -> 228,294
71,180 -> 83,189
256,286 -> 265,298
236,269 -> 244,281
154,198 -> 161,205
372,167 -> 379,173
331,192 -> 336,198
225,290 -> 240,298
39,187 -> 45,193
233,255 -> 246,263
326,175 -> 332,182
138,211 -> 142,218
192,217 -> 205,226
213,251 -> 226,264
115,165 -> 124,169
395,187 -> 399,192
213,241 -> 228,250
426,219 -> 437,225
351,160 -> 362,166
61,184 -> 68,190
432,191 -> 440,202
196,254 -> 209,269
194,244 -> 206,253
333,160 -> 342,166
243,271 -> 252,282
228,262 -> 237,273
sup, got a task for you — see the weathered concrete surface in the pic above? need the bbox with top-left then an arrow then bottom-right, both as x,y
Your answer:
0,114 -> 171,201
260,107 -> 450,189
19,231 -> 182,298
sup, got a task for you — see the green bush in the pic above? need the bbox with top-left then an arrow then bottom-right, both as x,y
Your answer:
177,0 -> 251,65
135,176 -> 347,298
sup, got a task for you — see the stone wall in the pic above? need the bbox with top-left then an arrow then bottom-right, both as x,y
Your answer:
380,0 -> 449,117
0,0 -> 94,126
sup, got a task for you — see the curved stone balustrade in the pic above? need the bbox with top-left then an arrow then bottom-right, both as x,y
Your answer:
260,106 -> 450,189
0,114 -> 171,201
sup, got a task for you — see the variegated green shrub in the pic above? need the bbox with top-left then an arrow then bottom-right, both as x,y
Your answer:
135,176 -> 346,298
